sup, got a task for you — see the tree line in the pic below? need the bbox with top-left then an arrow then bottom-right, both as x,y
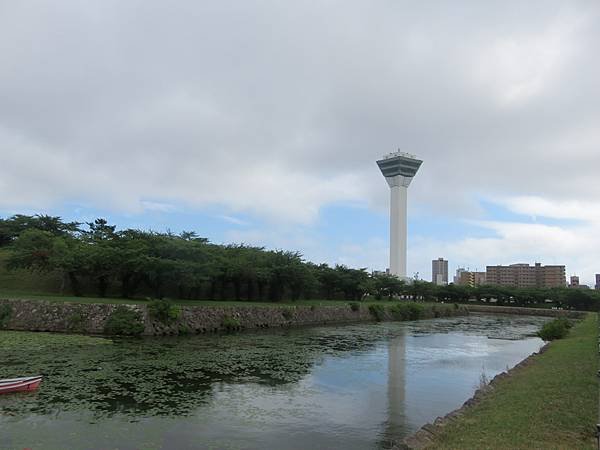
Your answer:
1,214 -> 598,310
0,214 -> 373,301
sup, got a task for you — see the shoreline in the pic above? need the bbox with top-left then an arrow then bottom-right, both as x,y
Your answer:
398,342 -> 551,449
398,312 -> 596,449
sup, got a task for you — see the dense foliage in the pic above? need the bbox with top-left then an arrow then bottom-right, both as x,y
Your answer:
0,303 -> 12,328
103,306 -> 145,336
147,299 -> 181,324
2,214 -> 600,309
0,214 -> 376,301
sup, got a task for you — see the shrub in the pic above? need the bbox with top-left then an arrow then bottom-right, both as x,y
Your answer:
148,299 -> 181,324
178,324 -> 192,335
66,312 -> 85,332
349,302 -> 360,312
104,306 -> 145,336
390,303 -> 410,320
368,304 -> 386,322
559,317 -> 574,329
406,303 -> 424,320
0,303 -> 12,329
221,316 -> 241,331
537,318 -> 572,341
390,302 -> 425,321
434,304 -> 454,318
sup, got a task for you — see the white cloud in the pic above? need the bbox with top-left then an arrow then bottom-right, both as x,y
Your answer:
496,196 -> 600,223
140,201 -> 176,213
337,238 -> 389,270
410,206 -> 600,286
1,1 -> 600,281
471,8 -> 585,106
2,1 -> 599,220
216,215 -> 251,227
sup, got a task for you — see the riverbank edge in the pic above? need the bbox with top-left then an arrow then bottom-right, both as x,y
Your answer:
398,344 -> 550,449
398,312 -> 595,449
465,304 -> 586,319
0,298 -> 470,335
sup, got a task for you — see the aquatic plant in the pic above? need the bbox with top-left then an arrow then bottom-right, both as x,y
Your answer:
477,367 -> 490,389
103,306 -> 144,336
0,314 -> 548,429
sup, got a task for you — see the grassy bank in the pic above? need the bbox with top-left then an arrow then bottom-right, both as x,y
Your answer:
0,289 -> 423,308
428,313 -> 598,449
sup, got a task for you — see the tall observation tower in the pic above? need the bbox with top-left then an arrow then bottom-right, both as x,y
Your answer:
377,151 -> 423,279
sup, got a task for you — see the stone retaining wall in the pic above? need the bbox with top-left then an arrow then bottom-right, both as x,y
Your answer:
0,299 -> 468,336
0,299 -> 374,335
1,300 -> 582,337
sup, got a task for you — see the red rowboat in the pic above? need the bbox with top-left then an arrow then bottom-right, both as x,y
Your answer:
0,376 -> 43,394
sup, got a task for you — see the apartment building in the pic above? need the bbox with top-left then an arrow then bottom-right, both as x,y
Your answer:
456,271 -> 486,287
486,263 -> 566,288
569,275 -> 580,288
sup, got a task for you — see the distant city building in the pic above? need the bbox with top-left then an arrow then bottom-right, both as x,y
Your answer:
486,263 -> 566,288
432,258 -> 448,285
569,275 -> 580,288
457,271 -> 487,287
453,267 -> 466,284
595,274 -> 600,290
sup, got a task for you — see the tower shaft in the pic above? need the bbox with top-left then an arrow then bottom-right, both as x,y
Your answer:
390,185 -> 407,278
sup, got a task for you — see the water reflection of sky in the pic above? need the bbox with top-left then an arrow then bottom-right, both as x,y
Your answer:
0,314 -> 549,450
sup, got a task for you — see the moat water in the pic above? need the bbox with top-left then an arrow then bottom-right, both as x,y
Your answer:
0,314 -> 549,449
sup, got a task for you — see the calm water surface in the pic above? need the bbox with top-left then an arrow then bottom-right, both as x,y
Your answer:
0,314 -> 549,449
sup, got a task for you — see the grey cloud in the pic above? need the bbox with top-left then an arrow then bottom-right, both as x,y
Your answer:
1,1 -> 599,222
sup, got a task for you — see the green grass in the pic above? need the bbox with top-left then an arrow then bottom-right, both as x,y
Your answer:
431,313 -> 598,450
0,288 -> 405,308
0,248 -> 63,293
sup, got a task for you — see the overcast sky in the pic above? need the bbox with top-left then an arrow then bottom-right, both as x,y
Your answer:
1,1 -> 599,284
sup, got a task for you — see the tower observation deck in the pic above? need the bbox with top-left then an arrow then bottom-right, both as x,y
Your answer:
376,151 -> 423,279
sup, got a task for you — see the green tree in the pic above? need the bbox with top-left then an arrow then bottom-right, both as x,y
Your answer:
0,214 -> 80,247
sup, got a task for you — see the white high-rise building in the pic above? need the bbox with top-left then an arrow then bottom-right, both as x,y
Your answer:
377,151 -> 423,279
